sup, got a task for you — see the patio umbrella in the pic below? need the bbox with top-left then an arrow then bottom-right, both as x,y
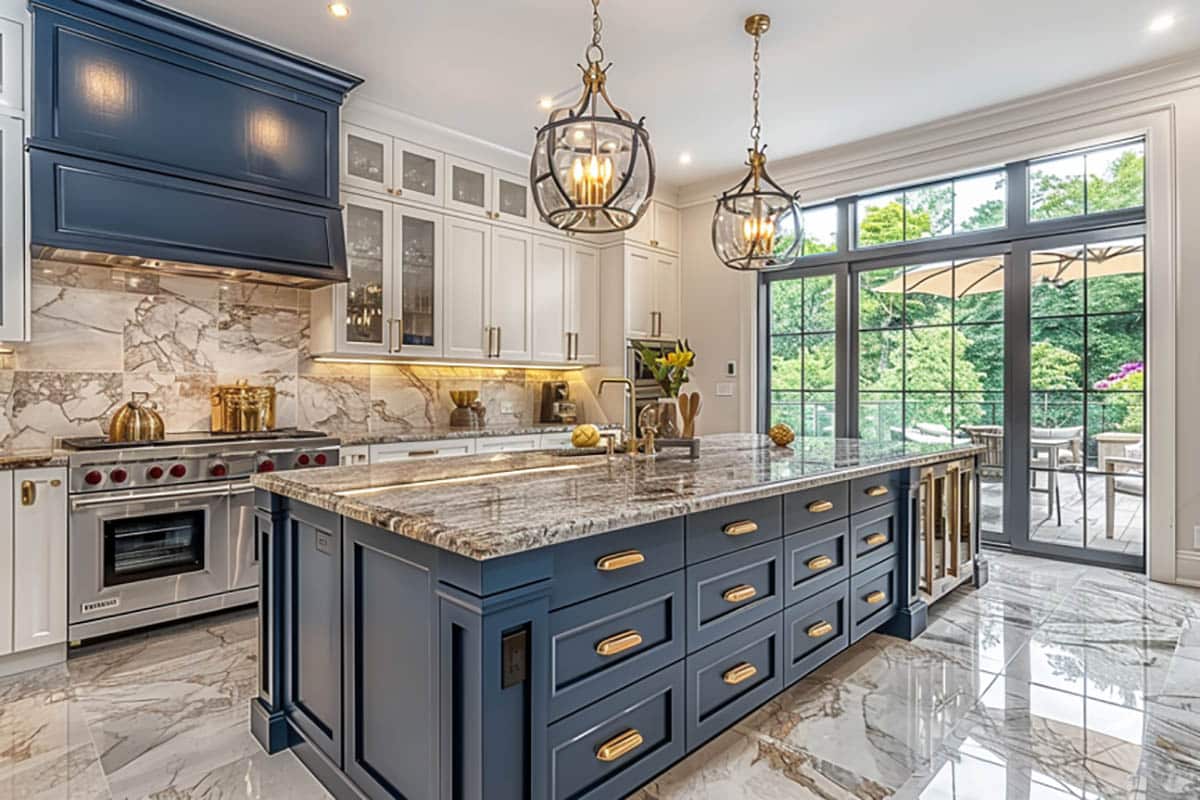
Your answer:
1031,239 -> 1144,285
873,255 -> 1005,297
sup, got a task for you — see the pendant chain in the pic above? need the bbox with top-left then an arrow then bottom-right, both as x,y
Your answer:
749,31 -> 762,153
586,0 -> 605,65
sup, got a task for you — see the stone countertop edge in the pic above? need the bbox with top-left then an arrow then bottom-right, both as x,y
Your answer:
337,422 -> 621,446
0,449 -> 70,469
253,435 -> 986,562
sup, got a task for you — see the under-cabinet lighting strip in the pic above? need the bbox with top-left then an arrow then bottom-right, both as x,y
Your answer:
311,356 -> 582,371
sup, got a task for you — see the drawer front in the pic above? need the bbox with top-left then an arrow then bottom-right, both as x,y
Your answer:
686,540 -> 783,653
850,470 -> 905,514
849,501 -> 900,575
550,518 -> 685,610
686,496 -> 783,564
783,581 -> 849,687
547,662 -> 686,800
783,519 -> 850,607
685,613 -> 783,750
783,482 -> 850,534
548,571 -> 685,721
849,558 -> 899,643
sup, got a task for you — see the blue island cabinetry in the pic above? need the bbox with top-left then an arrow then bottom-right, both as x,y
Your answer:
252,455 -> 981,800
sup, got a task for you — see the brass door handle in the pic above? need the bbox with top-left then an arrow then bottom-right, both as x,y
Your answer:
722,662 -> 758,685
807,621 -> 833,638
806,555 -> 833,571
866,590 -> 887,605
595,550 -> 645,572
807,499 -> 834,513
723,584 -> 757,604
595,729 -> 643,762
864,533 -> 888,547
722,520 -> 758,537
406,450 -> 439,458
595,630 -> 643,657
20,480 -> 34,506
865,485 -> 890,497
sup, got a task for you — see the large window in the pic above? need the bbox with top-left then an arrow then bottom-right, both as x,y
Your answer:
855,169 -> 1007,248
1029,139 -> 1145,221
768,274 -> 837,436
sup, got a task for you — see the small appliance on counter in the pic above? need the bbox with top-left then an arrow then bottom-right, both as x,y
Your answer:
210,380 -> 276,433
448,390 -> 486,428
108,392 -> 166,443
540,381 -> 577,424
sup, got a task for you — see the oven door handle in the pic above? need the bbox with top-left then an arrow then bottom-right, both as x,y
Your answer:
70,484 -> 229,510
228,481 -> 256,496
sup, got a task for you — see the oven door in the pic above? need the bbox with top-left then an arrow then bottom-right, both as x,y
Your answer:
228,480 -> 259,591
69,484 -> 230,625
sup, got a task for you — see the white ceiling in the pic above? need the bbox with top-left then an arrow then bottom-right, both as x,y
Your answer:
159,0 -> 1200,186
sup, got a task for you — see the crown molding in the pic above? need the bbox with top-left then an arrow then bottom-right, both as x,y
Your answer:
677,52 -> 1200,208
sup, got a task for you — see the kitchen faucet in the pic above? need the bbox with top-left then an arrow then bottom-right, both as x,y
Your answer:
598,377 -> 640,455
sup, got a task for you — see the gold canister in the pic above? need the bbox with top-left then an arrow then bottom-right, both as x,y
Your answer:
109,392 -> 166,443
210,381 -> 276,433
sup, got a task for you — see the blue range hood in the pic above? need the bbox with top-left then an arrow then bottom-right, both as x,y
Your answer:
28,0 -> 362,287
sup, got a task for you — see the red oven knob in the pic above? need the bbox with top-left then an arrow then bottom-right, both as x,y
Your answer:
147,465 -> 164,480
258,459 -> 275,473
84,470 -> 103,485
210,463 -> 228,477
314,453 -> 328,465
110,468 -> 128,483
297,454 -> 310,466
169,464 -> 187,479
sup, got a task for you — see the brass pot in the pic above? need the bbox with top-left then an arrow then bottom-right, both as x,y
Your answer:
210,381 -> 276,433
108,392 -> 165,443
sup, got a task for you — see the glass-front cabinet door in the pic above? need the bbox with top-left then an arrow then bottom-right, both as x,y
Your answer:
342,124 -> 393,196
493,170 -> 533,225
445,155 -> 492,218
394,205 -> 444,356
394,139 -> 443,207
340,193 -> 394,354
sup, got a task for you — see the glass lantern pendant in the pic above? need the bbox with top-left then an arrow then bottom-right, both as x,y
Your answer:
712,14 -> 802,271
531,0 -> 655,234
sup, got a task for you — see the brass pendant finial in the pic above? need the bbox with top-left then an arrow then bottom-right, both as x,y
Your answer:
744,14 -> 770,36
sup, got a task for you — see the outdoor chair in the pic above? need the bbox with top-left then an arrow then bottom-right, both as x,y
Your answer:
1029,425 -> 1084,526
1104,438 -> 1144,540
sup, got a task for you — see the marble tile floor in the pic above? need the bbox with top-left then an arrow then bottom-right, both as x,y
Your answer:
0,550 -> 1196,799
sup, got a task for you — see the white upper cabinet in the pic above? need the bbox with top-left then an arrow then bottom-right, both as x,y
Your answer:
568,243 -> 600,364
394,204 -> 444,357
445,155 -> 493,218
327,193 -> 395,355
394,139 -> 444,207
443,215 -> 491,359
653,252 -> 682,341
13,468 -> 67,653
532,237 -> 569,363
624,246 -> 681,341
623,199 -> 679,253
493,170 -> 534,226
342,123 -> 393,196
488,228 -> 533,361
0,15 -> 23,113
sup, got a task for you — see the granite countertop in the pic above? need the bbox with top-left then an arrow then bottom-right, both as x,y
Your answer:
338,422 -> 620,446
0,448 -> 69,469
253,433 -> 985,561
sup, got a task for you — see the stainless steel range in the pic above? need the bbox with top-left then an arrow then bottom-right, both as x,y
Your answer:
64,429 -> 339,641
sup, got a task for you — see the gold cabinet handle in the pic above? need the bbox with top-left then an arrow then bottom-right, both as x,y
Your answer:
807,621 -> 833,638
865,485 -> 890,497
19,480 -> 35,506
595,549 -> 645,572
595,630 -> 643,657
866,590 -> 887,605
807,499 -> 834,513
722,520 -> 758,537
864,533 -> 888,547
722,584 -> 757,604
722,662 -> 758,685
806,555 -> 833,571
596,728 -> 643,762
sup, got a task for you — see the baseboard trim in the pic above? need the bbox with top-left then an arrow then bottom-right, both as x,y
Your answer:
0,643 -> 66,678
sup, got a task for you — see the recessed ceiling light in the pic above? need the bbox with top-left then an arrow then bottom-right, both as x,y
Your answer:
1148,13 -> 1175,32
678,152 -> 692,165
328,2 -> 350,19
538,97 -> 554,109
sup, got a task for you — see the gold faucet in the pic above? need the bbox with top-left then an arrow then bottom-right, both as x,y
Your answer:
599,377 -> 639,455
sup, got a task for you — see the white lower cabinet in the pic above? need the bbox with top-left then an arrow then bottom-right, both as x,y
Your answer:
476,435 -> 540,454
538,432 -> 576,450
0,471 -> 11,656
340,445 -> 370,465
12,468 -> 67,653
370,439 -> 476,462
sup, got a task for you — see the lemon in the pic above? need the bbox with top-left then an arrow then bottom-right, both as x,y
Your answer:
571,424 -> 601,448
767,423 -> 795,447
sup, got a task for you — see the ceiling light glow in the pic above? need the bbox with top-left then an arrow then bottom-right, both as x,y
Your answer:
328,2 -> 350,19
539,97 -> 554,109
678,152 -> 692,165
1148,13 -> 1175,32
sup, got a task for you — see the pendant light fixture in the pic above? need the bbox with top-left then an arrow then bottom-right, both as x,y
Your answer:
712,14 -> 801,271
530,0 -> 655,234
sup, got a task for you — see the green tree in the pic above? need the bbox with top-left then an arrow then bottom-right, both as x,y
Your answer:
1029,341 -> 1082,390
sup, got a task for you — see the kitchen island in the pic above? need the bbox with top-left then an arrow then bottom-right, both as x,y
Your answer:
249,433 -> 985,800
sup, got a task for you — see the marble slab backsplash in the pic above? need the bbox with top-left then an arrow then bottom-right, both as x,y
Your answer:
0,261 -> 602,449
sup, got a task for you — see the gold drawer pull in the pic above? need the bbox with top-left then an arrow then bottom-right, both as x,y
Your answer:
866,590 -> 887,605
596,550 -> 645,572
596,728 -> 643,762
722,520 -> 759,537
865,485 -> 890,497
807,555 -> 833,571
722,662 -> 758,685
864,533 -> 888,547
595,630 -> 643,657
807,621 -> 833,638
723,584 -> 757,604
807,499 -> 834,513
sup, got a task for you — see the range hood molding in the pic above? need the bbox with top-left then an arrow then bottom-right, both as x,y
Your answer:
28,0 -> 363,287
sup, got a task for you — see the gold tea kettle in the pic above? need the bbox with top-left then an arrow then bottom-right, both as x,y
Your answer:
108,392 -> 166,443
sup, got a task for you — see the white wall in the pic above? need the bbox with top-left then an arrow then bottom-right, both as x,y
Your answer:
675,54 -> 1200,585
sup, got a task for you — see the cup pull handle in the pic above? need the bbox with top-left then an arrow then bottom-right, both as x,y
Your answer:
722,584 -> 757,604
722,662 -> 758,685
865,533 -> 888,547
807,499 -> 834,513
866,485 -> 890,497
866,590 -> 887,605
595,630 -> 643,657
807,621 -> 833,638
807,555 -> 833,571
722,520 -> 758,537
595,550 -> 645,572
595,729 -> 643,762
